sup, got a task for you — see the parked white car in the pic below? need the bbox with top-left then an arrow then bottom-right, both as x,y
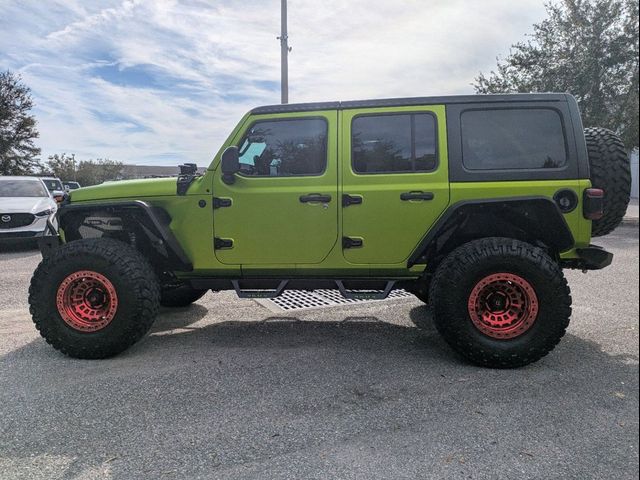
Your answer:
0,176 -> 58,242
40,176 -> 66,202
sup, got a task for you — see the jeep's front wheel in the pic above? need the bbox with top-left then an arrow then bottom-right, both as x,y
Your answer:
29,238 -> 160,359
429,238 -> 572,368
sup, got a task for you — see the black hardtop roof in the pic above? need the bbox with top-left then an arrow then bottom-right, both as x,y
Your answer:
250,93 -> 571,115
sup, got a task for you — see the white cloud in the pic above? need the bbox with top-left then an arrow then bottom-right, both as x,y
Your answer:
0,0 -> 548,165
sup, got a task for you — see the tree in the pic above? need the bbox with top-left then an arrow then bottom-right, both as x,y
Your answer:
0,70 -> 41,174
45,153 -> 77,180
44,154 -> 124,186
474,0 -> 639,149
76,158 -> 124,186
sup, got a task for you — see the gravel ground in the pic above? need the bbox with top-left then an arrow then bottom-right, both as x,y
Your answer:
0,226 -> 638,480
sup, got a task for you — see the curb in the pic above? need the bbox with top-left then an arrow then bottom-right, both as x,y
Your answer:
621,217 -> 639,226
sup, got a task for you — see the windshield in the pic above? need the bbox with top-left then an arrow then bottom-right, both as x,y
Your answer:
63,182 -> 80,190
42,179 -> 63,192
0,179 -> 49,197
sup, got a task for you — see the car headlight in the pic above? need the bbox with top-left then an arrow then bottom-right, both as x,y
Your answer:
35,208 -> 56,217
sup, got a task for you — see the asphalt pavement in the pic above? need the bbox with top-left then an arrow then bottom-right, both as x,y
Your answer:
0,226 -> 638,480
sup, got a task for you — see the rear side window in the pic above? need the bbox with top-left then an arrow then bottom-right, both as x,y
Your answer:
237,118 -> 327,177
351,113 -> 437,174
461,109 -> 567,170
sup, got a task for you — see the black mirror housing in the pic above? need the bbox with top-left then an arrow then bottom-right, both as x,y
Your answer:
221,146 -> 240,184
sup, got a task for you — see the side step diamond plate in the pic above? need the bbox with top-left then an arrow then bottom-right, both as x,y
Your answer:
257,289 -> 415,312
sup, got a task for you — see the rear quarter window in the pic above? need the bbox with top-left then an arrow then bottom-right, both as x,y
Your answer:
461,108 -> 567,171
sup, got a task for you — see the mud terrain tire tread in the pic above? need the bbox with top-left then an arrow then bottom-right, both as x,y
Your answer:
429,237 -> 572,368
584,127 -> 631,237
29,238 -> 160,359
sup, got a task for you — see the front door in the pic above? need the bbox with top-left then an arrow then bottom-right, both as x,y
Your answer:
213,111 -> 338,265
341,106 -> 450,264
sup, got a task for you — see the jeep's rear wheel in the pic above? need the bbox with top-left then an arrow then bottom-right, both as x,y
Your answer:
429,238 -> 572,368
584,127 -> 631,237
29,238 -> 160,359
160,283 -> 207,307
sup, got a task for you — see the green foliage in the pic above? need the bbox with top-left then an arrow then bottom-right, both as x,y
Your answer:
44,153 -> 77,180
474,0 -> 639,149
0,70 -> 41,175
44,153 -> 124,186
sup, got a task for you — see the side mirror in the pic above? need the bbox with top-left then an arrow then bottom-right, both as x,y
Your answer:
220,146 -> 240,185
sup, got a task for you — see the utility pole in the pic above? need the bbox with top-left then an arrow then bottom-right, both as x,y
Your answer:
278,0 -> 290,104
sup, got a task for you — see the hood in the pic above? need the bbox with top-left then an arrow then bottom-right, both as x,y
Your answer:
0,196 -> 57,214
70,177 -> 177,202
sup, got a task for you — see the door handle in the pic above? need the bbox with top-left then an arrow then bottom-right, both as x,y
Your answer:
400,191 -> 434,201
299,193 -> 332,203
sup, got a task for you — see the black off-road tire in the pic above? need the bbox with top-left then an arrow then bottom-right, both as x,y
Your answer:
29,238 -> 160,359
584,127 -> 631,237
429,238 -> 572,368
160,284 -> 207,307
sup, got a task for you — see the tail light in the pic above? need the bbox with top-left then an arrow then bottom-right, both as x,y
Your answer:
583,188 -> 604,220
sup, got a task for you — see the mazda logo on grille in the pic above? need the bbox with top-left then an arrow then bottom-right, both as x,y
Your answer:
1,215 -> 11,223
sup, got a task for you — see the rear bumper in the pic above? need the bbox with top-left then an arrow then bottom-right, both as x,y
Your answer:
562,245 -> 614,270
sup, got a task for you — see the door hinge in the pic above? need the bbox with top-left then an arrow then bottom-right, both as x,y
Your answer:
342,194 -> 363,207
213,197 -> 232,209
342,236 -> 363,249
214,237 -> 233,249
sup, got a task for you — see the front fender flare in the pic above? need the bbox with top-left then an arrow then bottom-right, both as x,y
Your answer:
57,200 -> 193,272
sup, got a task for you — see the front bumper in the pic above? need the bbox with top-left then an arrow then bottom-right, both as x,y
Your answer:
0,216 -> 52,241
562,245 -> 614,270
0,230 -> 44,240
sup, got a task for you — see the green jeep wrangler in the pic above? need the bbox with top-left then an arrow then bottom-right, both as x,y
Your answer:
29,94 -> 632,368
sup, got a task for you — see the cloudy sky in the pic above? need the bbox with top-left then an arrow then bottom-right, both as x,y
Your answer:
1,0 -> 548,166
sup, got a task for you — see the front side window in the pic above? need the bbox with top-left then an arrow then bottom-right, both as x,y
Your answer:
461,108 -> 567,170
351,113 -> 437,174
237,118 -> 327,177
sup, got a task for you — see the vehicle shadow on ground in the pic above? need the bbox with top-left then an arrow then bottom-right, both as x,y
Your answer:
1,304 -> 638,479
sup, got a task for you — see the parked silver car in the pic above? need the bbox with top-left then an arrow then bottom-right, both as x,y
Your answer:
0,176 -> 58,241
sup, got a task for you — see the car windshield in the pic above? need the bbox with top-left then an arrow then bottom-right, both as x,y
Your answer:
0,179 -> 49,197
64,182 -> 80,190
42,179 -> 63,192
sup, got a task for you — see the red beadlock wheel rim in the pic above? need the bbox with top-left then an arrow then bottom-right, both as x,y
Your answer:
56,270 -> 118,332
467,273 -> 538,340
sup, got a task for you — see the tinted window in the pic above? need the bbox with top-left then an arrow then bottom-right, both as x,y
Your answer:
352,114 -> 437,173
237,118 -> 327,177
0,179 -> 48,197
461,109 -> 567,170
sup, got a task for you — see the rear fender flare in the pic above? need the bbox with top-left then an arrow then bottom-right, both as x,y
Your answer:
407,197 -> 575,267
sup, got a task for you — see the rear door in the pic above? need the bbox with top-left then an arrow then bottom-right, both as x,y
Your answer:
341,105 -> 449,264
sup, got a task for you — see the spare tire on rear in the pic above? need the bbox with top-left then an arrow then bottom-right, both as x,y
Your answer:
584,127 -> 631,237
